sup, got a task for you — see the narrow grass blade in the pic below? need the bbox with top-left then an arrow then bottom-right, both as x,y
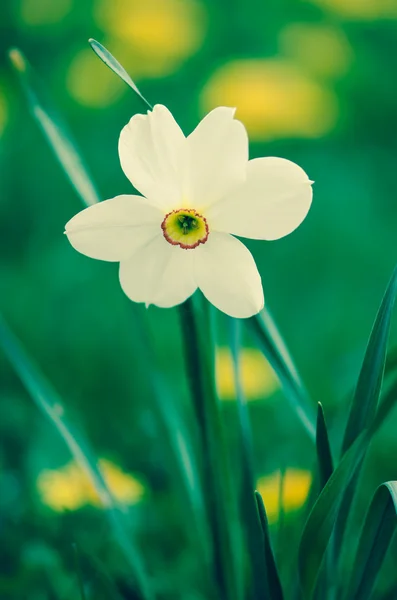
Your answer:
342,266 -> 397,454
88,39 -> 152,110
255,491 -> 284,600
344,481 -> 397,600
8,48 -> 101,208
0,313 -> 153,600
135,307 -> 210,567
298,376 -> 397,600
229,318 -> 274,600
333,266 -> 397,571
179,298 -> 241,600
248,308 -> 316,442
72,544 -> 87,600
316,403 -> 334,491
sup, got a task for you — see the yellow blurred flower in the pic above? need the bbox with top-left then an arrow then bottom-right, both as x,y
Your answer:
37,458 -> 145,511
256,469 -> 312,524
66,47 -> 126,108
308,0 -> 397,20
201,58 -> 338,142
17,0 -> 74,27
279,23 -> 353,80
216,347 -> 279,401
94,0 -> 207,79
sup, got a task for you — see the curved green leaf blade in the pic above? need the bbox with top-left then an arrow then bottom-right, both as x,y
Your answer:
333,266 -> 397,571
179,299 -> 242,600
255,491 -> 284,600
316,402 -> 334,491
229,318 -> 279,600
298,376 -> 397,600
248,308 -> 316,442
345,481 -> 397,600
298,434 -> 365,599
342,266 -> 397,454
8,48 -> 101,208
0,313 -> 153,600
88,39 -> 152,109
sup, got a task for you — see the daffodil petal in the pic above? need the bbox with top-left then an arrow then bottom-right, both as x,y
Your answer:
194,232 -> 264,318
187,107 -> 248,208
65,194 -> 162,261
118,104 -> 186,210
207,157 -> 313,240
119,236 -> 197,308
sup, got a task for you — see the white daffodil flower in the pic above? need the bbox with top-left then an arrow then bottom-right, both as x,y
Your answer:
65,105 -> 313,318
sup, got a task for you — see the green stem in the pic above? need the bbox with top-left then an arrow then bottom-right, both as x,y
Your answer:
178,298 -> 239,600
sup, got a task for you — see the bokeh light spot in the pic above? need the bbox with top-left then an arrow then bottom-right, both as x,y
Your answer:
37,459 -> 145,511
216,347 -> 279,401
201,59 -> 339,141
94,0 -> 207,78
280,23 -> 353,80
256,469 -> 312,524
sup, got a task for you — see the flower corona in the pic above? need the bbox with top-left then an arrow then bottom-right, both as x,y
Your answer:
161,208 -> 209,249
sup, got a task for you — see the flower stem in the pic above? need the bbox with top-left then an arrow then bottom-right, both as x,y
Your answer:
178,298 -> 240,600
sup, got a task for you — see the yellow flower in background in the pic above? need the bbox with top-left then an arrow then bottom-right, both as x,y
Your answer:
94,0 -> 207,79
216,347 -> 279,401
308,0 -> 397,20
66,46 -> 126,108
37,459 -> 145,511
279,23 -> 353,80
256,469 -> 312,524
201,59 -> 338,142
17,0 -> 74,27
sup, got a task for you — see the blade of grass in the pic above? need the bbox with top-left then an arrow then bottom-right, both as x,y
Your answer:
298,376 -> 397,600
229,318 -> 279,600
179,298 -> 241,600
344,481 -> 397,600
8,48 -> 100,208
72,544 -> 87,600
316,403 -> 334,491
0,313 -> 153,600
333,266 -> 397,576
254,491 -> 284,600
88,39 -> 152,110
248,308 -> 315,442
342,266 -> 397,454
134,306 -> 211,570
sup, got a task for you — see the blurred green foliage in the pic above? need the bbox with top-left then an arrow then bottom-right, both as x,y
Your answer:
1,0 -> 397,597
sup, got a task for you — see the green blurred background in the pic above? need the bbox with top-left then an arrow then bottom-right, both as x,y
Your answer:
1,0 -> 397,597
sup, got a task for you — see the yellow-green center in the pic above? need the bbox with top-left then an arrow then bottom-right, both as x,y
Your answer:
161,208 -> 209,249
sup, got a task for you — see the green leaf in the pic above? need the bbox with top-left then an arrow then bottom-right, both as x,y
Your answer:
316,403 -> 334,491
88,39 -> 152,109
342,266 -> 397,454
135,307 -> 210,566
254,491 -> 284,600
72,544 -> 87,600
344,481 -> 397,600
0,313 -> 153,600
248,308 -> 316,442
179,298 -> 242,600
298,433 -> 365,599
333,266 -> 397,572
229,318 -> 280,600
8,48 -> 101,208
298,376 -> 397,600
